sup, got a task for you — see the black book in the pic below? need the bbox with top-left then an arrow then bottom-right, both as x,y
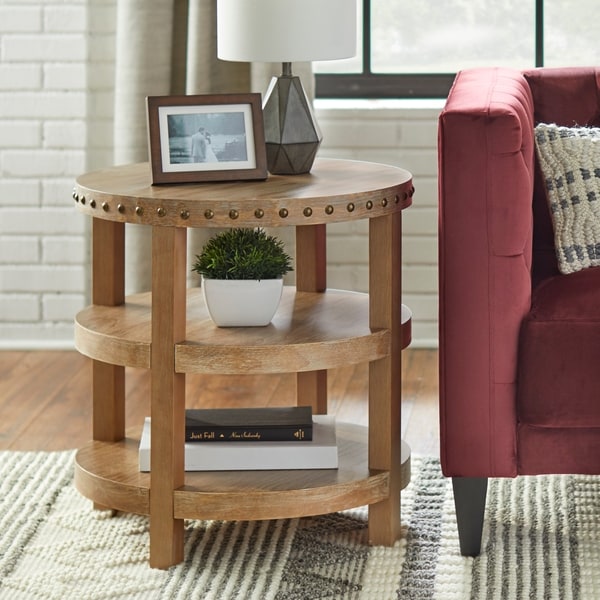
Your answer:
185,406 -> 313,442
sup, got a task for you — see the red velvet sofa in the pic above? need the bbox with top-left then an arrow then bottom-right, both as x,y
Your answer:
438,66 -> 600,555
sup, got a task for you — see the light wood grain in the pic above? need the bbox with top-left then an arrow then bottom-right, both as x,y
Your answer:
75,288 -> 412,374
295,223 -> 327,413
149,226 -> 187,568
67,158 -> 418,568
367,212 -> 404,545
73,159 -> 413,228
73,423 -> 410,522
91,219 -> 125,444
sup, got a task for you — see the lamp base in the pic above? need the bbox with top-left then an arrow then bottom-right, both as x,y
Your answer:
262,75 -> 322,175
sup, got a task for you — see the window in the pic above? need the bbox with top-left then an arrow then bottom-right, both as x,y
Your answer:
315,0 -> 600,99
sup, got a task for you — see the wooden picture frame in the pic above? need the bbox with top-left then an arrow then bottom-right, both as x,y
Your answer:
146,93 -> 267,184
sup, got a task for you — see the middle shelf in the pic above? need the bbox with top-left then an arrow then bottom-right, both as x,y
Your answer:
75,287 -> 412,375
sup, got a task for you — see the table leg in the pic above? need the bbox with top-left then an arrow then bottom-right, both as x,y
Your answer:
90,218 -> 125,510
368,212 -> 403,545
295,224 -> 327,413
92,361 -> 125,442
91,218 -> 125,443
149,226 -> 187,569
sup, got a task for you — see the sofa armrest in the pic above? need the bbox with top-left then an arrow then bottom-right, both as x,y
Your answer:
438,67 -> 536,477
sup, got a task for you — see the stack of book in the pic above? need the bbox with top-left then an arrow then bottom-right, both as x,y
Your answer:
138,406 -> 338,471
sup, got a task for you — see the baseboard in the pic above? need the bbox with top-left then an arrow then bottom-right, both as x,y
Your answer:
0,340 -> 76,351
408,338 -> 438,349
0,338 -> 438,351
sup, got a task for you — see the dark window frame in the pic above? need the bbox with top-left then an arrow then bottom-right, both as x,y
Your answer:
315,0 -> 544,99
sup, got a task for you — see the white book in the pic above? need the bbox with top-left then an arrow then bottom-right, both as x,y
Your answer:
139,415 -> 338,471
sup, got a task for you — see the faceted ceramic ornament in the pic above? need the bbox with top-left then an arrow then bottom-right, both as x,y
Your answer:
263,76 -> 322,175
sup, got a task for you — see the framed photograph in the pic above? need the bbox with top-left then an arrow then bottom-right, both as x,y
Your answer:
146,93 -> 267,184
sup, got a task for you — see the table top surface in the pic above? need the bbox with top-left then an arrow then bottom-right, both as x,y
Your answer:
74,158 -> 413,227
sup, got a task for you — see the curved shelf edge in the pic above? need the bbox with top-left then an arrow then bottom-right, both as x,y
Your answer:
73,423 -> 411,523
175,331 -> 391,374
174,474 -> 390,522
75,300 -> 151,369
74,438 -> 150,515
74,289 -> 412,374
74,293 -> 412,373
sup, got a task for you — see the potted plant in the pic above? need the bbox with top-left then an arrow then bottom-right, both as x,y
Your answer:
192,228 -> 293,326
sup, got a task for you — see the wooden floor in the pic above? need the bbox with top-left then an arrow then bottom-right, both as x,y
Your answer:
0,349 -> 439,456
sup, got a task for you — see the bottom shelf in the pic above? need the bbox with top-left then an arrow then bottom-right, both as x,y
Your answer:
74,422 -> 411,522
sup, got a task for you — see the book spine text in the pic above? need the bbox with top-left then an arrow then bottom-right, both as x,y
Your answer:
185,427 -> 312,442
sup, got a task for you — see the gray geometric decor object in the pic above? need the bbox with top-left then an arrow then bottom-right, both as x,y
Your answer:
263,75 -> 322,175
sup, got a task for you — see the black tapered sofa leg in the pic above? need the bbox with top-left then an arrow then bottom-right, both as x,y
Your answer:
452,477 -> 488,557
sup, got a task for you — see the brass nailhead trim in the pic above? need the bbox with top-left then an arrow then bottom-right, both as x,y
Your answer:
73,191 -> 412,222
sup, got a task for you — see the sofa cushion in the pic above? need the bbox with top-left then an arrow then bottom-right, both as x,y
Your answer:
524,67 -> 600,285
518,267 -> 600,427
534,123 -> 600,274
524,67 -> 600,128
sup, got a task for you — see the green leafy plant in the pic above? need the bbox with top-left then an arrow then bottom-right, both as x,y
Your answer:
192,228 -> 293,280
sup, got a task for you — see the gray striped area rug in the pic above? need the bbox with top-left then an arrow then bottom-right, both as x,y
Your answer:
0,451 -> 599,599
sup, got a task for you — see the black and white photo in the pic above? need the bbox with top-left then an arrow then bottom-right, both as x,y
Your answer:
147,94 -> 267,184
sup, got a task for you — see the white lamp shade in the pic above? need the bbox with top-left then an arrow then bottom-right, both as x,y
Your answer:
217,0 -> 357,63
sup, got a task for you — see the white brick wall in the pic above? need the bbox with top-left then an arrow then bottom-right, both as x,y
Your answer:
0,3 -> 440,349
0,0 -> 115,348
316,100 -> 442,346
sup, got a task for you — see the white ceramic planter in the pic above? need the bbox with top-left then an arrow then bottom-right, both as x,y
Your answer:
202,277 -> 284,327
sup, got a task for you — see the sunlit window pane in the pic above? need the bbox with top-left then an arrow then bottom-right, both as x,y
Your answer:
371,0 -> 535,73
545,1 -> 600,66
